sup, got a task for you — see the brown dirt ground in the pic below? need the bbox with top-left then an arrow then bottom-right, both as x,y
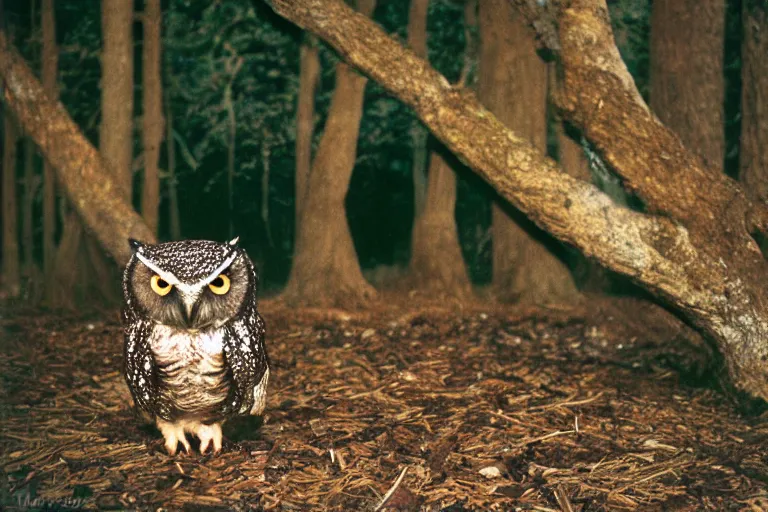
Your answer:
1,297 -> 768,511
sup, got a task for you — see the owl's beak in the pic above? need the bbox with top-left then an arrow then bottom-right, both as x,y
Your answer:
181,294 -> 200,328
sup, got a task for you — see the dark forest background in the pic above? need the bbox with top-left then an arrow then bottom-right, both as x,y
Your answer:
0,0 -> 758,303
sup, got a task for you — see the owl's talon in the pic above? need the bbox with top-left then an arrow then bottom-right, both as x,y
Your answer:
194,423 -> 223,455
158,419 -> 190,456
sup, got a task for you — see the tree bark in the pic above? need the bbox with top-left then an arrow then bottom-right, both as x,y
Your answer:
284,0 -> 377,308
740,2 -> 768,207
100,0 -> 135,198
408,0 -> 472,298
478,0 -> 579,304
295,36 -> 320,222
2,113 -> 20,297
141,0 -> 164,235
264,0 -> 768,401
650,0 -> 725,172
41,0 -> 57,281
0,33 -> 155,265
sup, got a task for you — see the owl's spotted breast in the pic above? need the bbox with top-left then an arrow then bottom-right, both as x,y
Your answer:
150,325 -> 230,421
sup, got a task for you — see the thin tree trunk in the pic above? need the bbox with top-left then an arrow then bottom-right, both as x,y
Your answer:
22,139 -> 35,276
262,0 -> 768,400
295,35 -> 320,222
410,150 -> 472,297
740,2 -> 768,208
2,114 -> 20,297
284,0 -> 377,307
22,0 -> 37,282
165,85 -> 181,240
47,212 -> 81,306
0,33 -> 155,265
100,0 -> 135,198
478,0 -> 579,304
141,0 -> 164,235
408,0 -> 428,219
409,0 -> 472,298
225,76 -> 238,239
88,0 -> 135,302
650,0 -> 725,172
41,0 -> 57,281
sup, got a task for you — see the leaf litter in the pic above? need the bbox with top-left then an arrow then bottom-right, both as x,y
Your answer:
1,296 -> 767,510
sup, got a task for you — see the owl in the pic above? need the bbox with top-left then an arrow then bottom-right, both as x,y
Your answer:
121,237 -> 269,455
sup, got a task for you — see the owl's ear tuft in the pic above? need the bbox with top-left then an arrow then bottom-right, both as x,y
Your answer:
128,239 -> 145,253
228,236 -> 240,246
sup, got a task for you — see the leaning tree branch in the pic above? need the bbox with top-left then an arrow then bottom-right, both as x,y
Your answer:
0,32 -> 155,264
264,0 -> 768,400
518,0 -> 768,246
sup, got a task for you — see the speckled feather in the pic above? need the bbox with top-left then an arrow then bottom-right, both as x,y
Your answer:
135,240 -> 238,283
121,239 -> 269,424
222,301 -> 269,416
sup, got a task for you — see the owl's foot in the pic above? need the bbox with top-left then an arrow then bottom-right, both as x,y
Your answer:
193,422 -> 223,454
157,418 -> 191,455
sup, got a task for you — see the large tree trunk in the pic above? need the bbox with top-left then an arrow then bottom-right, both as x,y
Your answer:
740,2 -> 768,208
408,0 -> 472,298
2,113 -> 20,297
650,0 -> 725,172
478,0 -> 578,304
284,0 -> 377,308
295,36 -> 320,222
0,33 -> 155,264
265,0 -> 768,401
141,0 -> 164,235
41,0 -> 57,281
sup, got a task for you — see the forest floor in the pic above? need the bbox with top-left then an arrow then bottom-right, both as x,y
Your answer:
1,296 -> 768,511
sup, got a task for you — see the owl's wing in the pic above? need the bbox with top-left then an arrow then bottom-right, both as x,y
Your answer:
123,311 -> 170,420
221,304 -> 269,416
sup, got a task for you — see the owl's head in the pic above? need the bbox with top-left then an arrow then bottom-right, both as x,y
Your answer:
123,238 -> 257,329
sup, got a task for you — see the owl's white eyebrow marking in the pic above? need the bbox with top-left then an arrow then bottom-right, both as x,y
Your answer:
135,253 -> 182,286
135,250 -> 239,292
197,252 -> 239,286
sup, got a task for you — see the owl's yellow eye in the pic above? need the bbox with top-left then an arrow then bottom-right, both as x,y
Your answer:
209,274 -> 231,295
150,274 -> 172,296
